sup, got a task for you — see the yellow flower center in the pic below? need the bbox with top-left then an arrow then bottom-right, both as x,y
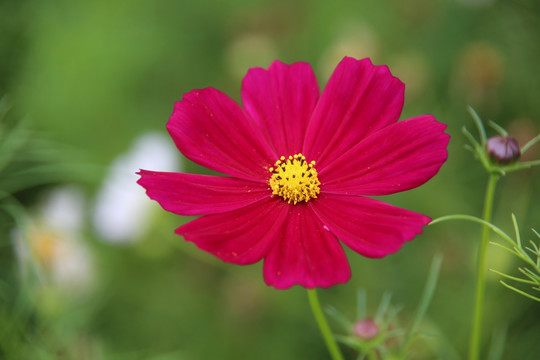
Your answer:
269,153 -> 321,204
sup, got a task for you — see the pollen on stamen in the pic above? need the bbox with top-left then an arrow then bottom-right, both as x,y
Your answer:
268,153 -> 321,204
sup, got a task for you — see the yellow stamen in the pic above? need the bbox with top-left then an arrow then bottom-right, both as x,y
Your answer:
268,153 -> 320,204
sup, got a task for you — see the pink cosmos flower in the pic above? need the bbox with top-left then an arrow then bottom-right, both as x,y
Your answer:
137,57 -> 449,289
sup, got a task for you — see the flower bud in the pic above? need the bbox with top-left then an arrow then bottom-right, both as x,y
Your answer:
353,319 -> 379,340
486,136 -> 520,164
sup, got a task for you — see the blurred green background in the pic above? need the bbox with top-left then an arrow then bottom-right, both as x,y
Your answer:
1,0 -> 539,359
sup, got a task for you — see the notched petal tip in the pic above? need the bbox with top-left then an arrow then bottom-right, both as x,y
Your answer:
338,56 -> 405,88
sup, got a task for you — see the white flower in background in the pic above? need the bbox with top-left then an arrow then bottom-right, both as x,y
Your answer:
92,132 -> 180,244
39,185 -> 85,232
14,186 -> 94,295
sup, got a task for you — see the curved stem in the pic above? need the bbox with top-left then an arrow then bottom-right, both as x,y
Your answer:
307,289 -> 345,360
469,174 -> 499,360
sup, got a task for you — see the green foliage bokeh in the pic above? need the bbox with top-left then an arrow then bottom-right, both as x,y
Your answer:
1,0 -> 539,359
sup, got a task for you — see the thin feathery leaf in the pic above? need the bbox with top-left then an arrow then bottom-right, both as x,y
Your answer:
489,269 -> 537,285
385,304 -> 404,323
527,242 -> 540,255
462,126 -> 481,149
511,214 -> 521,248
489,242 -> 521,257
464,144 -> 475,152
519,267 -> 540,282
505,159 -> 540,173
520,133 -> 540,154
400,254 -> 442,357
525,245 -> 540,258
0,120 -> 31,174
467,106 -> 487,144
375,292 -> 392,323
514,246 -> 532,261
334,335 -> 361,348
516,251 -> 540,269
326,306 -> 353,333
487,327 -> 507,360
499,281 -> 540,302
488,120 -> 508,137
527,239 -> 540,252
357,289 -> 366,320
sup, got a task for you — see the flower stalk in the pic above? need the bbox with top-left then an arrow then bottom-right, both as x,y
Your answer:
468,173 -> 498,360
307,289 -> 345,360
460,107 -> 540,359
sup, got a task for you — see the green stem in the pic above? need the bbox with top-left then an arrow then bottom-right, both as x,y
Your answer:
307,288 -> 345,360
469,174 -> 499,360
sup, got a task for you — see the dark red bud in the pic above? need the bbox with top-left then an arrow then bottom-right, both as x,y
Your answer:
486,136 -> 520,164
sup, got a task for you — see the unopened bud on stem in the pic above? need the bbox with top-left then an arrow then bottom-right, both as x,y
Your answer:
486,136 -> 520,164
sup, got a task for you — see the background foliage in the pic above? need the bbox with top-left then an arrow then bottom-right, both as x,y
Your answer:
1,0 -> 539,359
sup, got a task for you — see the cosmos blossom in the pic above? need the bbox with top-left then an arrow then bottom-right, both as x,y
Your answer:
137,57 -> 450,289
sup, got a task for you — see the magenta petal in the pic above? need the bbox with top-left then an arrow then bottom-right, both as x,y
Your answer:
137,170 -> 269,216
242,61 -> 320,156
320,115 -> 450,195
263,206 -> 351,289
303,57 -> 404,167
168,88 -> 276,181
311,194 -> 430,258
177,197 -> 289,265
